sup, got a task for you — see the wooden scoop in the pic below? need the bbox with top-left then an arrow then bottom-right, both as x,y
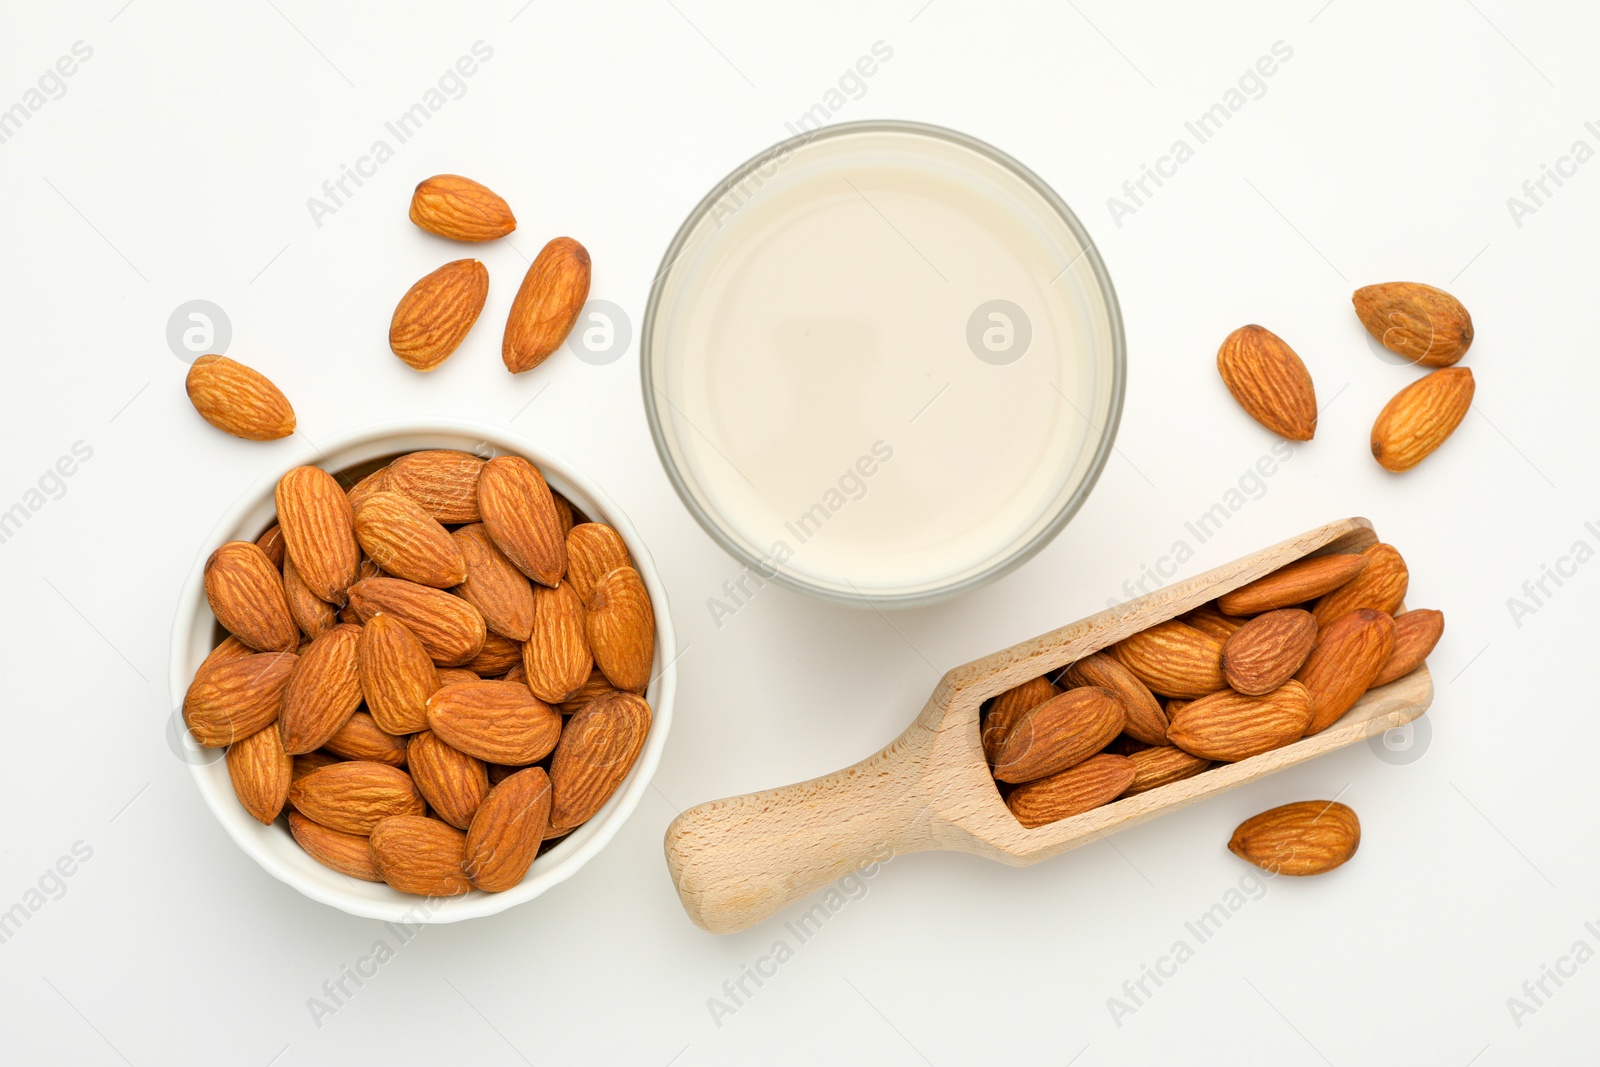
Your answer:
664,517 -> 1432,933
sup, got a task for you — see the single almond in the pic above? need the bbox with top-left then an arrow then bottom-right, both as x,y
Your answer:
184,354 -> 296,440
288,811 -> 381,882
451,523 -> 535,641
279,623 -> 365,755
1217,553 -> 1368,616
1371,367 -> 1474,472
287,761 -> 424,835
565,523 -> 631,606
1122,746 -> 1211,796
409,174 -> 516,242
1061,652 -> 1168,747
347,577 -> 486,667
1352,282 -> 1472,367
226,725 -> 292,824
183,651 -> 298,747
503,236 -> 591,374
524,582 -> 591,703
368,815 -> 472,896
389,258 -> 489,371
1112,620 -> 1225,699
1216,325 -> 1317,440
426,679 -> 562,765
357,614 -> 440,734
324,711 -> 408,767
1371,608 -> 1445,687
1221,609 -> 1317,696
255,524 -> 286,568
1006,753 -> 1136,829
407,730 -> 490,830
276,465 -> 362,605
549,691 -> 651,831
464,766 -> 551,892
1166,681 -> 1314,762
203,541 -> 298,652
992,687 -> 1125,784
477,456 -> 566,586
1229,800 -> 1360,875
980,676 -> 1060,765
282,554 -> 337,640
1296,608 -> 1396,734
585,566 -> 655,693
353,491 -> 467,588
467,630 -> 524,677
385,450 -> 485,524
1312,543 -> 1408,627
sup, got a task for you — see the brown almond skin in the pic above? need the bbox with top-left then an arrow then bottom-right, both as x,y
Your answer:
368,815 -> 473,896
183,651 -> 298,747
1112,620 -> 1225,699
1166,681 -> 1314,762
407,730 -> 490,830
992,687 -> 1126,784
1353,282 -> 1472,367
226,725 -> 293,824
452,524 -> 535,641
184,355 -> 296,440
565,523 -> 631,606
198,634 -> 254,676
347,577 -> 486,667
279,624 -> 365,755
437,667 -> 481,687
478,456 -> 567,586
389,258 -> 489,372
203,541 -> 298,652
282,555 -> 337,640
324,711 -> 408,767
346,466 -> 392,514
1122,746 -> 1211,796
464,766 -> 552,892
288,811 -> 381,882
558,669 -> 619,714
292,750 -> 343,781
1183,608 -> 1248,642
1217,553 -> 1368,616
549,691 -> 651,831
409,174 -> 516,242
1296,608 -> 1397,734
1312,543 -> 1408,627
357,614 -> 440,735
1371,367 -> 1475,472
276,466 -> 362,605
468,630 -> 525,677
525,582 -> 592,703
1371,609 -> 1445,687
385,450 -> 485,524
1006,754 -> 1136,829
288,761 -> 424,835
503,236 -> 591,374
1221,609 -> 1317,696
353,491 -> 468,588
1061,652 -> 1168,747
1229,800 -> 1360,875
585,566 -> 655,693
426,680 -> 562,765
980,677 -> 1059,765
1216,325 -> 1317,440
256,523 -> 287,568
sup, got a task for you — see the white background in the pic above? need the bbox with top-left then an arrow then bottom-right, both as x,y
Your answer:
1,1 -> 1594,1063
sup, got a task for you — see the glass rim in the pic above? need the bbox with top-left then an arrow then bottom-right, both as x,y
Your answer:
640,119 -> 1127,608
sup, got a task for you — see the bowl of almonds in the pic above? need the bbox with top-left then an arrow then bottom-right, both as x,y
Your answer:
171,419 -> 675,922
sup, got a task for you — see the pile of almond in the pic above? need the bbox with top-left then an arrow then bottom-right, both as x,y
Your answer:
183,448 -> 656,896
985,542 -> 1442,829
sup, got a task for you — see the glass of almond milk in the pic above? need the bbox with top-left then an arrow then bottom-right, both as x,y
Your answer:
643,121 -> 1125,607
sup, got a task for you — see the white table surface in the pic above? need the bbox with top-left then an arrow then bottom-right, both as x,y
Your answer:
2,1 -> 1593,1063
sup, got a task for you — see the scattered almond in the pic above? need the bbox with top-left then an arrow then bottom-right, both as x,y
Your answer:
503,236 -> 591,374
389,258 -> 489,371
1216,325 -> 1317,441
185,355 -> 296,440
409,175 -> 516,242
1352,282 -> 1472,367
1228,800 -> 1360,875
1371,367 -> 1474,472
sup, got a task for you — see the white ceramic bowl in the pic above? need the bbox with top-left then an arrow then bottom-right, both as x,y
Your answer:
169,419 -> 676,923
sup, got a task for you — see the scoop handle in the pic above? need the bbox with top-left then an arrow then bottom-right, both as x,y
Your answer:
663,737 -> 941,934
